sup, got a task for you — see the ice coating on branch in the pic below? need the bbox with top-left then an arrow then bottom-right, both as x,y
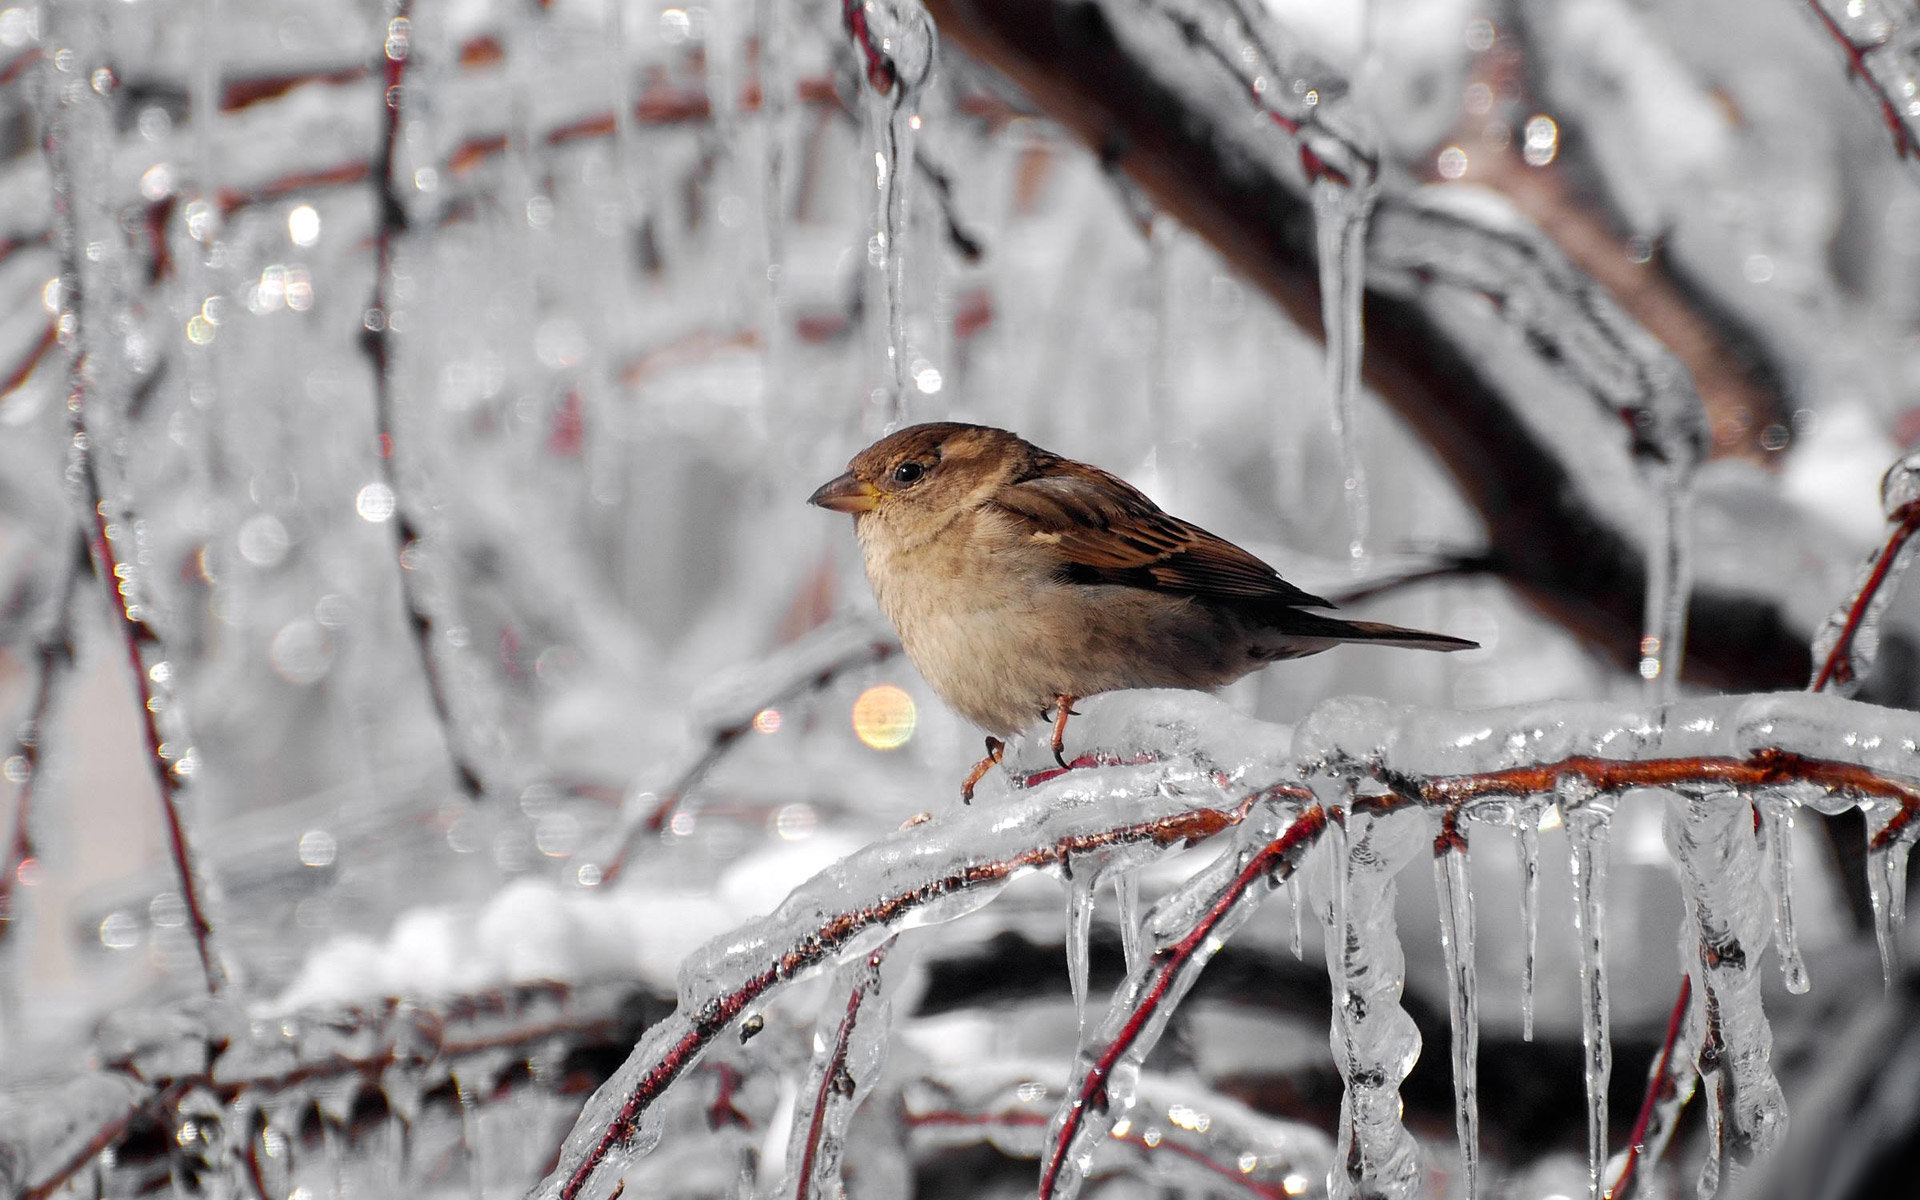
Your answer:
1316,803 -> 1426,1200
1808,450 -> 1920,695
1564,781 -> 1614,1200
1802,0 -> 1920,158
535,751 -> 1250,1200
1756,793 -> 1811,994
1312,175 -> 1376,564
1516,811 -> 1542,1040
1039,795 -> 1323,1200
778,938 -> 898,1199
1372,187 -> 1708,474
1664,790 -> 1787,1186
846,0 -> 936,429
1433,838 -> 1480,1198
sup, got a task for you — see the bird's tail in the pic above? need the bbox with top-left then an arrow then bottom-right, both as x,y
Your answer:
1251,608 -> 1479,656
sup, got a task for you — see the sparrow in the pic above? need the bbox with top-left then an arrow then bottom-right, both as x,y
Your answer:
809,422 -> 1477,799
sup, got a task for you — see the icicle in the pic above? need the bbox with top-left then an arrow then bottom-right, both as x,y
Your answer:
1863,800 -> 1916,987
849,0 -> 936,431
1516,813 -> 1541,1041
779,938 -> 899,1200
1309,175 -> 1377,565
1317,798 -> 1425,1200
1562,779 -> 1614,1200
1809,449 -> 1920,694
1638,459 -> 1694,698
1664,789 -> 1786,1186
1065,865 -> 1095,1026
1113,869 -> 1143,976
1432,832 -> 1479,1199
1756,793 -> 1810,994
1288,874 -> 1305,961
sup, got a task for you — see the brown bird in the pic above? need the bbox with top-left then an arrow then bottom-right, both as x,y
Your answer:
809,423 -> 1477,799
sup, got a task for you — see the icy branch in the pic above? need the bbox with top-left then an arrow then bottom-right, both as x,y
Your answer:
1800,0 -> 1920,158
1,981 -> 658,1200
534,759 -> 1259,1200
1810,451 -> 1920,694
39,31 -> 227,995
919,0 -> 1821,689
587,614 -> 898,884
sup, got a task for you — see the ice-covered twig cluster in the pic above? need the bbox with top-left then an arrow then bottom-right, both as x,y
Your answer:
0,980 -> 663,1200
521,685 -> 1918,1200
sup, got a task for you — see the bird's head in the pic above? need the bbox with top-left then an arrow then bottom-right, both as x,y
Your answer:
808,423 -> 1025,523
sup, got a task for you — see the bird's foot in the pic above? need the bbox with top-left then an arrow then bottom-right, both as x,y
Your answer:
960,736 -> 1006,804
1049,695 -> 1079,769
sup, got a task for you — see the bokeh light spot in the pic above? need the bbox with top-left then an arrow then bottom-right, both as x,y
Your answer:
288,204 -> 320,247
852,684 -> 916,750
752,707 -> 781,734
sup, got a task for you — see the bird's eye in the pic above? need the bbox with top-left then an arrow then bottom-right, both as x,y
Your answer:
892,461 -> 926,485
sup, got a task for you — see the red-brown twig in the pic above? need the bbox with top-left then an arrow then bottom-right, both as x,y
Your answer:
589,631 -> 896,885
1036,805 -> 1329,1200
1801,0 -> 1917,158
1407,750 -> 1919,845
44,101 -> 227,993
558,792 -> 1259,1200
0,320 -> 58,398
1605,975 -> 1692,1200
360,0 -> 489,806
0,532 -> 85,943
791,940 -> 894,1199
1811,502 -> 1920,692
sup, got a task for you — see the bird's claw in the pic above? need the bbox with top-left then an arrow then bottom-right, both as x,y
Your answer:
961,736 -> 1006,804
1049,694 -> 1078,770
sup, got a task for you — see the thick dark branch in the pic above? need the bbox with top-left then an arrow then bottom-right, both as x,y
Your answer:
921,0 -> 1817,689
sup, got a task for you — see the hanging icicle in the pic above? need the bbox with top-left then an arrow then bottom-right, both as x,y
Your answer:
843,0 -> 936,432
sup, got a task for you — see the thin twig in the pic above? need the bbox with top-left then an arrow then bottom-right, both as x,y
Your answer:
1036,806 -> 1328,1199
1605,975 -> 1692,1200
43,94 -> 226,995
1811,502 -> 1920,692
791,939 -> 894,1200
0,531 -> 85,943
360,0 -> 488,805
1800,0 -> 1917,158
589,631 -> 895,885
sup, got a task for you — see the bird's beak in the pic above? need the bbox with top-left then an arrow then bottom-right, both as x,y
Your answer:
808,472 -> 881,514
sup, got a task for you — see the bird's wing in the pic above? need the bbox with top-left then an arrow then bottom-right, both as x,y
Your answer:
989,458 -> 1333,609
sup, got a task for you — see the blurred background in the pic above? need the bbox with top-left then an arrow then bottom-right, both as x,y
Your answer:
1,0 -> 1918,1196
